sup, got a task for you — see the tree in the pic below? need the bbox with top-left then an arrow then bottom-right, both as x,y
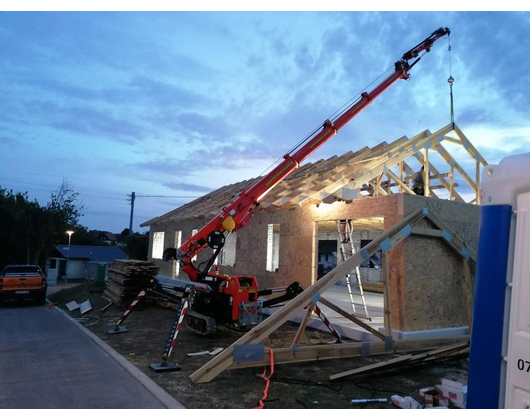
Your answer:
123,232 -> 149,260
32,179 -> 85,264
0,179 -> 85,269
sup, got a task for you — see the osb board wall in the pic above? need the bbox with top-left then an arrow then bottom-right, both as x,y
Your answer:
404,194 -> 480,248
398,195 -> 480,331
148,195 -> 404,289
146,194 -> 479,333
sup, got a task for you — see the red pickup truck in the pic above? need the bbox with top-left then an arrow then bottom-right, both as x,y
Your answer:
0,265 -> 47,305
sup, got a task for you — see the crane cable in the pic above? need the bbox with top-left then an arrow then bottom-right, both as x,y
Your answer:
257,64 -> 395,178
447,32 -> 455,128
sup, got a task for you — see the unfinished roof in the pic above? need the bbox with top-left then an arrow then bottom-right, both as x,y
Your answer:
142,123 -> 487,227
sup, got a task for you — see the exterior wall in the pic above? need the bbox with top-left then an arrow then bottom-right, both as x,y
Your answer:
145,193 -> 479,333
399,194 -> 480,331
147,195 -> 402,289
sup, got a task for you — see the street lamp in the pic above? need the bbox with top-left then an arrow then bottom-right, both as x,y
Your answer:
66,230 -> 74,283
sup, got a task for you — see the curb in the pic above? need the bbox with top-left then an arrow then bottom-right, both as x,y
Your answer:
50,301 -> 185,409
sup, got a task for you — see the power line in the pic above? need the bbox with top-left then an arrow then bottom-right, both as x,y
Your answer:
134,194 -> 201,198
126,192 -> 200,233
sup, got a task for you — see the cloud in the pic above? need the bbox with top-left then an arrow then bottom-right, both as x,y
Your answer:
11,100 -> 148,144
161,182 -> 213,193
0,136 -> 20,147
463,123 -> 530,161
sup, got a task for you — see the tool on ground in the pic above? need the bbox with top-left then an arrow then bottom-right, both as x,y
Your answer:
351,398 -> 388,404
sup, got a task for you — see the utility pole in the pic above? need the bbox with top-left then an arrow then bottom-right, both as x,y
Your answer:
128,191 -> 136,234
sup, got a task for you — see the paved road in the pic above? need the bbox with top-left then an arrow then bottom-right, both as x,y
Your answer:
0,303 -> 168,408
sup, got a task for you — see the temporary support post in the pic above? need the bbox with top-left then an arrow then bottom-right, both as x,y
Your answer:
150,288 -> 193,372
108,289 -> 147,335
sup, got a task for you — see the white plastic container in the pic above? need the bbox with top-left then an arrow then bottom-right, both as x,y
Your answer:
505,191 -> 530,409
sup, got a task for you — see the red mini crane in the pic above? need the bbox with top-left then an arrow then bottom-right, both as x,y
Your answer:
111,27 -> 450,371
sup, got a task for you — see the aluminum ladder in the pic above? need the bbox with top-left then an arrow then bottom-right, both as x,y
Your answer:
336,219 -> 371,320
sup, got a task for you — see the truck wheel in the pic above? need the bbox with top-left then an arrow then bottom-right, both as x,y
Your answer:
36,293 -> 46,306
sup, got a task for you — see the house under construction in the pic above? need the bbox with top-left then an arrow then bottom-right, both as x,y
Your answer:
141,123 -> 486,349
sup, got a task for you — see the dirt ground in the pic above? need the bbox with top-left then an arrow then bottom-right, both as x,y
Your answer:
49,282 -> 468,409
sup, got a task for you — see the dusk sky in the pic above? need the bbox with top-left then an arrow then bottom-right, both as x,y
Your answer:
1,11 -> 529,233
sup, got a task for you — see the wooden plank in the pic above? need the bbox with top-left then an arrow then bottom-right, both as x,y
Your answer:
398,161 -> 404,193
330,354 -> 412,380
476,161 -> 481,203
319,297 -> 386,340
435,143 -> 477,192
449,165 -> 454,200
452,125 -> 488,166
387,169 -> 414,194
190,207 -> 428,383
329,342 -> 469,381
431,183 -> 459,190
292,303 -> 315,349
227,336 -> 470,369
294,127 -> 454,206
425,146 -> 430,197
262,148 -> 373,207
424,210 -> 477,262
442,135 -> 463,145
412,149 -> 466,203
421,343 -> 469,362
411,227 -> 443,238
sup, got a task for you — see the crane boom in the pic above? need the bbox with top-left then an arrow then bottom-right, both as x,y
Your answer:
166,27 -> 450,282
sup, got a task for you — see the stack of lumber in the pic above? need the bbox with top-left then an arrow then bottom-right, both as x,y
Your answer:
104,259 -> 159,307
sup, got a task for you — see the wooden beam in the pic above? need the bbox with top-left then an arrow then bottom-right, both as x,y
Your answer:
435,143 -> 477,192
329,342 -> 469,381
227,336 -> 470,369
387,169 -> 414,194
294,126 -> 454,207
449,164 -> 454,200
452,125 -> 488,166
319,297 -> 386,340
382,253 -> 392,337
476,161 -> 481,204
292,303 -> 315,349
443,135 -> 463,145
190,207 -> 428,383
398,161 -> 404,193
330,354 -> 412,380
411,227 -> 443,238
431,183 -> 459,190
425,146 -> 430,197
424,210 -> 477,262
413,148 -> 466,203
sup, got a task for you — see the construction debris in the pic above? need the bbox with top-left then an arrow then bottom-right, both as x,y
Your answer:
103,259 -> 159,307
329,342 -> 469,381
187,347 -> 224,357
66,300 -> 80,311
418,377 -> 468,408
79,299 -> 92,314
100,301 -> 113,312
391,395 -> 422,409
